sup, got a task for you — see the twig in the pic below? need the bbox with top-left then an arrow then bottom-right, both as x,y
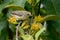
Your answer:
16,22 -> 21,40
31,0 -> 34,17
38,0 -> 41,15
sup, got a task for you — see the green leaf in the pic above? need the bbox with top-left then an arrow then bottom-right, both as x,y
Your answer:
35,0 -> 40,6
2,4 -> 25,12
36,0 -> 40,4
40,8 -> 46,15
27,0 -> 32,4
0,13 -> 3,19
41,0 -> 60,15
18,27 -> 24,35
12,0 -> 27,8
42,0 -> 60,39
0,17 -> 7,35
43,15 -> 60,21
9,23 -> 16,32
1,0 -> 26,13
0,0 -> 11,13
25,2 -> 32,12
35,27 -> 46,40
0,17 -> 9,40
0,28 -> 9,40
21,35 -> 34,40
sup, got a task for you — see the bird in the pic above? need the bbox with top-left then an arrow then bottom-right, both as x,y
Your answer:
10,10 -> 32,21
9,10 -> 32,40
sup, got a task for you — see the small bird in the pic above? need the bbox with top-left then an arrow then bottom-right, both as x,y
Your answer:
9,11 -> 32,40
7,10 -> 32,40
11,11 -> 32,21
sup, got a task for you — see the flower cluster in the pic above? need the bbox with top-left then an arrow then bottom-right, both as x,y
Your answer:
34,15 -> 43,22
31,22 -> 39,31
21,21 -> 29,29
8,16 -> 17,24
8,14 -> 44,40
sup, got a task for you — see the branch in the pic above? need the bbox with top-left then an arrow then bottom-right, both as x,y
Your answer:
16,22 -> 21,40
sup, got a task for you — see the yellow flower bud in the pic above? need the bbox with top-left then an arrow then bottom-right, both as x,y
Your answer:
31,23 -> 39,31
23,25 -> 29,29
37,15 -> 43,21
8,16 -> 17,24
21,22 -> 26,27
34,15 -> 43,22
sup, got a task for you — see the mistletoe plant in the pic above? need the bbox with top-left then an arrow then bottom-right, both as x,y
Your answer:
0,0 -> 60,40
